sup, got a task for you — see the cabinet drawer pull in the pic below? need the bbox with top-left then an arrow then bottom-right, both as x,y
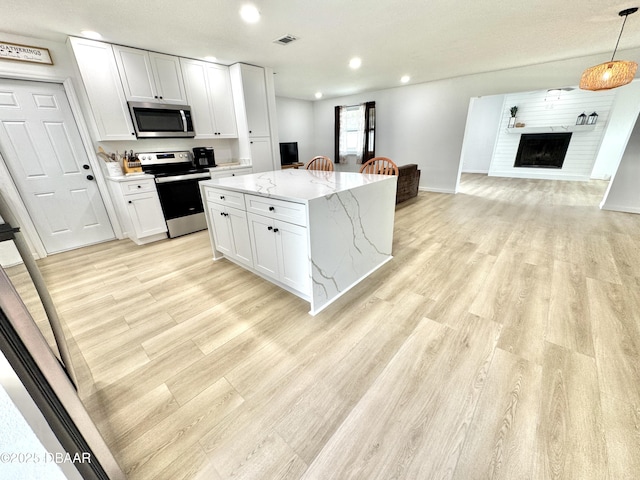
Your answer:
269,206 -> 275,212
267,226 -> 273,231
220,195 -> 225,200
273,228 -> 279,233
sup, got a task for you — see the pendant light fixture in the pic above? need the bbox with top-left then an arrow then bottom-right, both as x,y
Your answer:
580,7 -> 638,91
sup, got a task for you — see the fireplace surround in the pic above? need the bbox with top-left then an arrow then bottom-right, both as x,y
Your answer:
514,133 -> 572,168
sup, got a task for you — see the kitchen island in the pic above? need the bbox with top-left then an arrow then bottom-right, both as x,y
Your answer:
200,169 -> 397,315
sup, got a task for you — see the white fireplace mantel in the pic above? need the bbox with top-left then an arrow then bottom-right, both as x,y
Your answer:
506,124 -> 596,134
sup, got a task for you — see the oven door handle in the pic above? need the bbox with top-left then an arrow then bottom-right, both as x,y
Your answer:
155,172 -> 211,183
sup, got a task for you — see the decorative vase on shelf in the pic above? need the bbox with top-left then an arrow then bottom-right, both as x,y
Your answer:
508,106 -> 518,128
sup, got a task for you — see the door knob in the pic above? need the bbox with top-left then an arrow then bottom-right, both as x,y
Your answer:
86,175 -> 94,181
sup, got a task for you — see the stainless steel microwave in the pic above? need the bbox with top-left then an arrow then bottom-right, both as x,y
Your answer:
128,102 -> 195,138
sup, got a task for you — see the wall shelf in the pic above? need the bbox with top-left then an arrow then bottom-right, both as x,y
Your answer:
506,124 -> 596,134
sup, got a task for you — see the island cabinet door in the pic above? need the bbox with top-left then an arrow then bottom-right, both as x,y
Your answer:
275,220 -> 310,294
247,213 -> 279,279
208,203 -> 234,257
227,207 -> 253,267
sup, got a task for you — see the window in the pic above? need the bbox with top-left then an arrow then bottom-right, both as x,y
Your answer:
345,106 -> 362,154
334,101 -> 375,164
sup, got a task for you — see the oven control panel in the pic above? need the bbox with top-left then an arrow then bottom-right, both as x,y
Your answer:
138,151 -> 192,166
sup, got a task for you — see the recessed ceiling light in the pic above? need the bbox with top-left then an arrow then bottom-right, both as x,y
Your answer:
240,4 -> 260,23
349,57 -> 362,69
81,30 -> 102,40
400,75 -> 410,84
204,56 -> 218,62
315,92 -> 323,99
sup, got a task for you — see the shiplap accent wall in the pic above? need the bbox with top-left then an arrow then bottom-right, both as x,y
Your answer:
489,89 -> 616,180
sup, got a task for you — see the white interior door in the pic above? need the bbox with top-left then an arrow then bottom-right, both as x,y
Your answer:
0,79 -> 114,254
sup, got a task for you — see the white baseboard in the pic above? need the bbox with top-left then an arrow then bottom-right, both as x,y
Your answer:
488,171 -> 590,182
418,186 -> 456,194
601,204 -> 640,214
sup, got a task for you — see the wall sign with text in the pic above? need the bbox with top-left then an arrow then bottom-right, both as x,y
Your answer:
0,41 -> 53,65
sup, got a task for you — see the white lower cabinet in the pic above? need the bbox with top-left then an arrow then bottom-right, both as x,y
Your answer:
247,212 -> 279,278
202,184 -> 310,297
247,213 -> 309,294
126,191 -> 167,238
107,177 -> 167,244
208,202 -> 253,267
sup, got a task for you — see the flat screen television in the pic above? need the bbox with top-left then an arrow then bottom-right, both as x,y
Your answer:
279,142 -> 299,165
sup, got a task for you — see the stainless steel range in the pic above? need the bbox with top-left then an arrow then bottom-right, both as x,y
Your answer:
138,151 -> 211,238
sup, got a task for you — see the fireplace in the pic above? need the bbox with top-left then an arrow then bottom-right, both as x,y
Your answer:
514,133 -> 572,168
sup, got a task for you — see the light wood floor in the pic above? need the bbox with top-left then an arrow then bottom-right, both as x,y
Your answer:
7,173 -> 640,479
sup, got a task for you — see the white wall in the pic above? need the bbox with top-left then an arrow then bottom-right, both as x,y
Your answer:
601,112 -> 640,214
488,88 -> 616,180
311,46 -> 640,194
591,80 -> 640,180
460,95 -> 504,173
313,81 -> 468,193
275,96 -> 315,165
0,33 -> 77,80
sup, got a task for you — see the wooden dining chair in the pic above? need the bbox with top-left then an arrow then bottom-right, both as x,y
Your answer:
359,157 -> 399,175
305,156 -> 334,171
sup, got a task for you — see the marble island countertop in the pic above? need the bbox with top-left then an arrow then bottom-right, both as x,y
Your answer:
199,169 -> 396,203
200,167 -> 397,315
209,162 -> 249,171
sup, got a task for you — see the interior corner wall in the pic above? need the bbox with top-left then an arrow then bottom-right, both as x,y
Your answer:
460,95 -> 504,173
591,80 -> 640,180
275,97 -> 315,165
601,111 -> 640,214
310,46 -> 640,194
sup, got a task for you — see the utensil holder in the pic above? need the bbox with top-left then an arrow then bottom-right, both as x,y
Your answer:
105,162 -> 123,177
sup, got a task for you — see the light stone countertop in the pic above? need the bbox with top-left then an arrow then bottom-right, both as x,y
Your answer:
199,169 -> 396,203
208,163 -> 251,171
104,173 -> 154,182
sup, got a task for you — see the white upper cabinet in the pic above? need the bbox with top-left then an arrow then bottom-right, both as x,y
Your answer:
113,45 -> 187,104
239,64 -> 270,137
180,58 -> 237,138
68,37 -> 136,141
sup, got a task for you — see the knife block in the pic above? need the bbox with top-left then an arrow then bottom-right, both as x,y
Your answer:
123,158 -> 142,174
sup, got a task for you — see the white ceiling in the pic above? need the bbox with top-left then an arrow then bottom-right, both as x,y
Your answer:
3,0 -> 640,100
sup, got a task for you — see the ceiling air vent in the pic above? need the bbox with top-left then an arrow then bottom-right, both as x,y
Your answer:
273,34 -> 298,45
